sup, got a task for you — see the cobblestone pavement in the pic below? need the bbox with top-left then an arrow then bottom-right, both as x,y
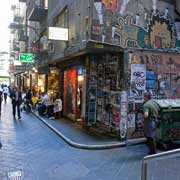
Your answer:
0,98 -> 179,180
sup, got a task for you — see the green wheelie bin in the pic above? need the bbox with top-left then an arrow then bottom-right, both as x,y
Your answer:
153,99 -> 180,149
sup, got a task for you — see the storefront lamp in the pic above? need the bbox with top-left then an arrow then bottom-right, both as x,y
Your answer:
78,75 -> 83,82
32,67 -> 38,73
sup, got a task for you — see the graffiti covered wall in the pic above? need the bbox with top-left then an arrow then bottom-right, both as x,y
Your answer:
92,0 -> 180,50
134,51 -> 180,99
125,50 -> 180,138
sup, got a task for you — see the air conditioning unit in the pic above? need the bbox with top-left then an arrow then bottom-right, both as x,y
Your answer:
48,41 -> 54,54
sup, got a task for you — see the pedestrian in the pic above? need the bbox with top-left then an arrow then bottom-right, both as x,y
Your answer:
10,86 -> 23,120
143,92 -> 159,155
35,94 -> 42,109
25,89 -> 32,105
0,90 -> 2,116
31,93 -> 37,110
3,85 -> 9,103
42,92 -> 51,115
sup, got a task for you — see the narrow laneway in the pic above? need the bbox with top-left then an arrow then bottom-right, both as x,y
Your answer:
0,97 -> 179,180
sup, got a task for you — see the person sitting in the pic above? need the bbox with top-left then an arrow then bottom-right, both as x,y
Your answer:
25,90 -> 32,105
35,95 -> 42,109
38,92 -> 50,115
52,93 -> 62,119
31,93 -> 37,110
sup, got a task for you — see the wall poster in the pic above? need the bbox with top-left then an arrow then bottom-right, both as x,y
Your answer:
131,64 -> 146,91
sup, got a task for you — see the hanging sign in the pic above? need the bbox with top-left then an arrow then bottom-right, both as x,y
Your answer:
48,27 -> 68,41
19,53 -> 34,63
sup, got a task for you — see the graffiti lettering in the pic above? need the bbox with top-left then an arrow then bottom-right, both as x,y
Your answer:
133,71 -> 145,78
135,79 -> 145,88
150,55 -> 163,65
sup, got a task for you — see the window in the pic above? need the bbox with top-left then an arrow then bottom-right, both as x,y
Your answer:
55,8 -> 68,28
44,0 -> 48,8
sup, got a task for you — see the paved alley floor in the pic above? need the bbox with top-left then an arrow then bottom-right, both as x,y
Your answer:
0,97 -> 179,180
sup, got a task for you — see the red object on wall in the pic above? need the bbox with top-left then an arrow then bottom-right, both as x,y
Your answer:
9,65 -> 15,70
102,0 -> 117,10
32,42 -> 40,54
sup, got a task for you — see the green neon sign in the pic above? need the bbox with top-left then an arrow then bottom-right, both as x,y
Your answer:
19,53 -> 34,63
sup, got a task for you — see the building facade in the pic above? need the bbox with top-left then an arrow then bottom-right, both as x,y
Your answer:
11,0 -> 180,140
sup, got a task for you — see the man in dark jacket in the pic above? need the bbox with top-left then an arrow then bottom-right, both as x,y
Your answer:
143,93 -> 159,155
10,86 -> 22,120
0,90 -> 2,116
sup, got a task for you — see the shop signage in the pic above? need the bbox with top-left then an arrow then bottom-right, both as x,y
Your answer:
19,53 -> 34,63
94,44 -> 104,49
48,27 -> 68,41
14,65 -> 27,71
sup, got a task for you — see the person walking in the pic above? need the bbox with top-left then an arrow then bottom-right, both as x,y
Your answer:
3,85 -> 9,103
10,86 -> 23,120
143,93 -> 159,155
0,90 -> 2,116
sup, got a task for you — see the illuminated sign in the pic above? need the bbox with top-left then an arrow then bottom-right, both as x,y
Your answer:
19,53 -> 34,63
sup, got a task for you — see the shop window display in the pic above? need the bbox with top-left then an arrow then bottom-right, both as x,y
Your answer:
47,72 -> 59,101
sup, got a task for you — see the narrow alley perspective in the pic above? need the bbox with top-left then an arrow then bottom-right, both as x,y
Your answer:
0,0 -> 180,179
0,97 -> 179,180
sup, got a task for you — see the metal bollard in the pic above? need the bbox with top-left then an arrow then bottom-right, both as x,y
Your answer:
141,161 -> 147,180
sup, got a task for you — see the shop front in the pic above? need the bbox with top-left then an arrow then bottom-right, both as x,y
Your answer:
31,72 -> 38,95
85,53 -> 125,137
24,73 -> 31,90
47,68 -> 59,102
38,66 -> 49,93
38,74 -> 46,93
63,66 -> 86,122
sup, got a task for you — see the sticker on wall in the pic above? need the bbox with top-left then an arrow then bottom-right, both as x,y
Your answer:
102,0 -> 117,10
127,113 -> 136,128
119,0 -> 130,15
120,116 -> 127,139
121,91 -> 128,103
152,0 -> 157,15
94,2 -> 103,25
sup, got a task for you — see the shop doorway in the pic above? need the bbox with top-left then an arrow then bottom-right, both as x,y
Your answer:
76,68 -> 84,121
63,67 -> 85,121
